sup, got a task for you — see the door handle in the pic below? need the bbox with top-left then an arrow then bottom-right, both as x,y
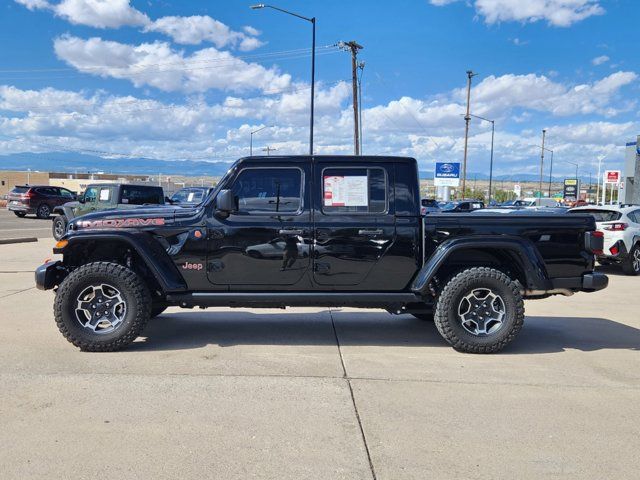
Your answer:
279,229 -> 304,235
358,229 -> 383,236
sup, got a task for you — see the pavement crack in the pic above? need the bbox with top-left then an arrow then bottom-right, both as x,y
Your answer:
329,307 -> 377,480
0,287 -> 35,299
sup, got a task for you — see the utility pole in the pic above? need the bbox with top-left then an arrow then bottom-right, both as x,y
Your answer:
357,61 -> 365,155
539,129 -> 546,197
339,41 -> 363,155
461,70 -> 477,199
262,146 -> 277,156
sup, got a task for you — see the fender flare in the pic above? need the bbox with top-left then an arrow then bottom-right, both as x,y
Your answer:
411,235 -> 552,294
61,230 -> 187,293
53,204 -> 76,219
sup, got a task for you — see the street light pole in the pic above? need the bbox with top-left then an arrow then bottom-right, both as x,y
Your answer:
461,70 -> 477,199
250,125 -> 272,156
468,113 -> 494,204
251,4 -> 315,155
539,129 -> 546,197
547,149 -> 554,197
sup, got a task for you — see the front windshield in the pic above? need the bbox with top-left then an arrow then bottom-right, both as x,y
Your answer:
172,188 -> 206,204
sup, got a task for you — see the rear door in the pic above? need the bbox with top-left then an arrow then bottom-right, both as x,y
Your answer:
313,160 -> 396,287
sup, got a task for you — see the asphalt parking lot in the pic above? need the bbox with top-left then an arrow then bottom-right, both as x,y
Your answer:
0,208 -> 53,240
1,239 -> 639,479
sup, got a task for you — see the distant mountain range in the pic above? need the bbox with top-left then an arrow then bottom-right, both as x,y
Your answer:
0,151 -> 593,182
0,152 -> 234,177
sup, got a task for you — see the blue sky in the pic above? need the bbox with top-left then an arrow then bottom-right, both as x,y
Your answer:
1,0 -> 638,178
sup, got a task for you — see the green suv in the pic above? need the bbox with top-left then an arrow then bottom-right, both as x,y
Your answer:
52,183 -> 165,240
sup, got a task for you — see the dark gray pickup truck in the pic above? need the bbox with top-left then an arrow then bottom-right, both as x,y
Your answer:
36,155 -> 607,353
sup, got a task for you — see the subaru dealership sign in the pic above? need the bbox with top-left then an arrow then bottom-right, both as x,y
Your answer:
434,162 -> 460,187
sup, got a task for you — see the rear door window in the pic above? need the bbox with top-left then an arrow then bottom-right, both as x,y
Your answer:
569,209 -> 621,222
120,186 -> 163,205
322,167 -> 387,214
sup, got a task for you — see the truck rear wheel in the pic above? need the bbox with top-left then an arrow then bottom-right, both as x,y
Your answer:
54,262 -> 151,351
434,267 -> 524,353
52,215 -> 68,240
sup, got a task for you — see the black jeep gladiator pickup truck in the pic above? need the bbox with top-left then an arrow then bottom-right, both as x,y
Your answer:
36,156 -> 608,353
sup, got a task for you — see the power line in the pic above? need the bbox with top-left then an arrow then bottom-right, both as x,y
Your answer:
0,45 -> 340,74
0,49 -> 341,82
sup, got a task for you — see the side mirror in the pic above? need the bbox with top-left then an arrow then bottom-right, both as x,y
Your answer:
165,196 -> 175,204
215,189 -> 236,215
78,195 -> 85,204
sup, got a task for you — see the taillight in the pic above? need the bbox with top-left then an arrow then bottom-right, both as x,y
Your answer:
610,245 -> 619,255
603,223 -> 628,231
590,231 -> 604,255
24,190 -> 34,198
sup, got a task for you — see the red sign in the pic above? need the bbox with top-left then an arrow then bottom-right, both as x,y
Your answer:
604,170 -> 621,184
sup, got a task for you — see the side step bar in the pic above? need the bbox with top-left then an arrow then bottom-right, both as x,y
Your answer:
165,292 -> 423,309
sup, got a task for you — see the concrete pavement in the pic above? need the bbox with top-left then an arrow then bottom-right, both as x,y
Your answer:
0,241 -> 638,479
0,208 -> 53,240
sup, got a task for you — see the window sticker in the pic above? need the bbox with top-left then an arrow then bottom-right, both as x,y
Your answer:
99,188 -> 110,201
323,175 -> 368,207
187,192 -> 195,202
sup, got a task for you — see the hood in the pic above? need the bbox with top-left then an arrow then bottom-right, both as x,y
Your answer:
69,204 -> 202,232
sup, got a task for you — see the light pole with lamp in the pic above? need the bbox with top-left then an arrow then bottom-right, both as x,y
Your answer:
251,4 -> 315,155
468,113 -> 494,203
250,125 -> 273,156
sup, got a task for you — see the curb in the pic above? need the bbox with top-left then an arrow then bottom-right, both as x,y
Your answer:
0,237 -> 38,245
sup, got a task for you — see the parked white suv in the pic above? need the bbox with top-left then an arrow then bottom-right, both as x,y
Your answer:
569,205 -> 640,275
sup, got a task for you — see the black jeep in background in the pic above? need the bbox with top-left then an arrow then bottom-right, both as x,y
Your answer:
36,156 -> 607,354
52,183 -> 165,240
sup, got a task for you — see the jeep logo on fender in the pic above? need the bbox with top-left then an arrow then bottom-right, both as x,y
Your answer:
182,262 -> 203,271
78,218 -> 165,229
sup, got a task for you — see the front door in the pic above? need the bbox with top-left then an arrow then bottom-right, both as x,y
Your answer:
313,160 -> 396,287
207,163 -> 312,287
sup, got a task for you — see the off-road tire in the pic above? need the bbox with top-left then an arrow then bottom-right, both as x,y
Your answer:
14,211 -> 26,218
36,203 -> 51,219
54,262 -> 151,351
621,244 -> 640,276
52,215 -> 68,240
151,303 -> 168,318
434,267 -> 525,354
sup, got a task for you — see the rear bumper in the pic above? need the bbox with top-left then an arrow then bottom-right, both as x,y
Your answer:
7,204 -> 33,213
35,261 -> 65,290
597,240 -> 628,261
551,272 -> 609,293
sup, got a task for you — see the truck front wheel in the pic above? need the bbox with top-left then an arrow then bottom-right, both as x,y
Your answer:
52,215 -> 68,240
54,262 -> 152,351
434,267 -> 524,353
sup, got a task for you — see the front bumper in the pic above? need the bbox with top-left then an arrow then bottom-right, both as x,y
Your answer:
35,261 -> 65,290
551,272 -> 609,293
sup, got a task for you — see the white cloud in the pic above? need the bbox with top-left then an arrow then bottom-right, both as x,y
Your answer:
431,0 -> 605,27
14,1 -> 264,50
53,35 -> 291,94
53,0 -> 149,28
592,55 -> 610,65
144,15 -> 264,50
14,0 -> 51,10
464,71 -> 637,117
